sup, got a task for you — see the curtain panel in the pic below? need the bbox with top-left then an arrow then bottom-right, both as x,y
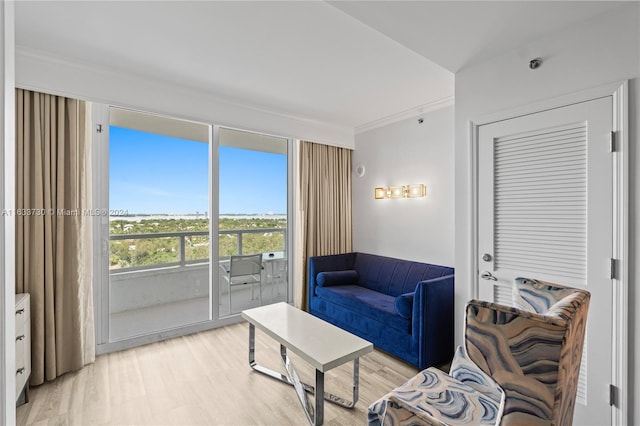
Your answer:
295,141 -> 352,310
15,89 -> 95,385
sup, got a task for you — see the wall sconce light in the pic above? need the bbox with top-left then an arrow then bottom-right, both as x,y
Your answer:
374,184 -> 426,199
374,187 -> 388,199
406,184 -> 426,198
389,186 -> 404,199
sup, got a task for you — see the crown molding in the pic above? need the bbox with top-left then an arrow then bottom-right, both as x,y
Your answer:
355,96 -> 455,134
14,45 -> 354,147
15,45 -> 336,127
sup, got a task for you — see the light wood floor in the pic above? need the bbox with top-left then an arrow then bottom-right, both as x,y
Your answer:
16,322 -> 421,425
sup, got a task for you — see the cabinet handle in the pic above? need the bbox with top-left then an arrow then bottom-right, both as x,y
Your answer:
15,309 -> 24,315
16,335 -> 25,341
16,367 -> 25,375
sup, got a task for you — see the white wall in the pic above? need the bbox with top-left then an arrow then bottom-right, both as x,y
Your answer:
15,48 -> 354,149
353,105 -> 454,267
1,1 -> 16,423
454,3 -> 639,422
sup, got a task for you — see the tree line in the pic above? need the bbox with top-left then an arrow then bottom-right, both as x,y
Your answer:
110,217 -> 286,269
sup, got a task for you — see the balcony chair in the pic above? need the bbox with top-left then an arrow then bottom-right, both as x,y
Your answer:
265,257 -> 287,301
221,253 -> 264,313
368,277 -> 590,426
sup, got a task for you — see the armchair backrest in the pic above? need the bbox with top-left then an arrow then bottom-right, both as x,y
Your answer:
512,277 -> 579,318
229,254 -> 263,278
464,278 -> 590,425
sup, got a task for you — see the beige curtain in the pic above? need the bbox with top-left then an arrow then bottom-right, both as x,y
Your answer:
15,89 -> 95,385
295,141 -> 352,310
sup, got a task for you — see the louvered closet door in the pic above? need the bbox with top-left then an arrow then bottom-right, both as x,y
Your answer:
478,96 -> 613,425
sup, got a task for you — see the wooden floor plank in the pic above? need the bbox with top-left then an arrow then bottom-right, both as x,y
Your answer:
17,322 -> 421,425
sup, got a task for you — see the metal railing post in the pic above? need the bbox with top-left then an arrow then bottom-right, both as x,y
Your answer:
237,232 -> 243,255
179,235 -> 186,266
284,229 -> 288,254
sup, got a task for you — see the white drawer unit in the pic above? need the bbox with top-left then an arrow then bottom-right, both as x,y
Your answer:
15,293 -> 31,404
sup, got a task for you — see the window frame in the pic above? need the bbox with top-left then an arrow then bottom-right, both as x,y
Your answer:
93,109 -> 295,355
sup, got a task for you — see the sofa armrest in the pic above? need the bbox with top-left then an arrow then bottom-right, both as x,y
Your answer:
413,274 -> 455,369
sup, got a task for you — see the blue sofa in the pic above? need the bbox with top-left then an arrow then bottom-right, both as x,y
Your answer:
308,252 -> 455,369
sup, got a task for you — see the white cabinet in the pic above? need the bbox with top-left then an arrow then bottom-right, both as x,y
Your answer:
15,293 -> 31,404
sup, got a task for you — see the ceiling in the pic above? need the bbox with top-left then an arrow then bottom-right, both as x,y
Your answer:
14,1 -> 626,131
331,1 -> 625,73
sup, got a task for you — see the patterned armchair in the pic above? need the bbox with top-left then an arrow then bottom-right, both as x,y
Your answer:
368,278 -> 590,426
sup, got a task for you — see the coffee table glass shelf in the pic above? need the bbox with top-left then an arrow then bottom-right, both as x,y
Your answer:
241,302 -> 373,425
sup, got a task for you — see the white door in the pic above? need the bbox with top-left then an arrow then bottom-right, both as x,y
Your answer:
477,96 -> 613,425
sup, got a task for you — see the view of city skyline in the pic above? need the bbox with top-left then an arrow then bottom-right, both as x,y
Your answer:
109,126 -> 287,215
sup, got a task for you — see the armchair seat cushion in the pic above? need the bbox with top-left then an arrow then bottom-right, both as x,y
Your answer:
368,367 -> 501,426
315,285 -> 410,333
449,347 -> 503,407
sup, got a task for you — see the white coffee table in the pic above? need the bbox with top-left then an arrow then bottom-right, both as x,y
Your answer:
241,302 -> 373,425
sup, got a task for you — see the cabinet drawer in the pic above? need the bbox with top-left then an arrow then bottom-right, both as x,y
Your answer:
15,334 -> 27,397
24,318 -> 31,378
15,312 -> 26,335
15,335 -> 25,370
15,293 -> 31,403
15,294 -> 30,335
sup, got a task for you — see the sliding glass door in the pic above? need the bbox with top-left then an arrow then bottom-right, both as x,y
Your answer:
108,108 -> 211,340
218,128 -> 289,316
94,108 -> 291,349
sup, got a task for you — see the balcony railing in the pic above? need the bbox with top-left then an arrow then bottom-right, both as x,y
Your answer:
110,228 -> 287,273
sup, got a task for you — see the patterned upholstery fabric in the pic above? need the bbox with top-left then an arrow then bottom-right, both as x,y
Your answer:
367,367 -> 501,426
368,278 -> 590,426
511,277 -> 577,316
449,347 -> 503,412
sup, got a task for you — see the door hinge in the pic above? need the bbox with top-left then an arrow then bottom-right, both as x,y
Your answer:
609,384 -> 618,407
96,124 -> 103,134
609,131 -> 616,152
610,258 -> 618,280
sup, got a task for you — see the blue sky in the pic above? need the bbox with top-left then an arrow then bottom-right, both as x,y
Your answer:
109,126 -> 287,215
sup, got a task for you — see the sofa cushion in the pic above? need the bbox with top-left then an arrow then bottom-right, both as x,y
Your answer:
394,292 -> 414,319
317,270 -> 359,287
315,285 -> 410,333
353,253 -> 454,297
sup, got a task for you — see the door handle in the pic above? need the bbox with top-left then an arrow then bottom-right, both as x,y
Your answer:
480,271 -> 498,281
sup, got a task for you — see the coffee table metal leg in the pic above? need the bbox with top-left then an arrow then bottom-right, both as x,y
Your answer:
281,345 -> 317,425
353,358 -> 359,405
247,324 -> 360,425
315,370 -> 324,426
249,324 -> 291,383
